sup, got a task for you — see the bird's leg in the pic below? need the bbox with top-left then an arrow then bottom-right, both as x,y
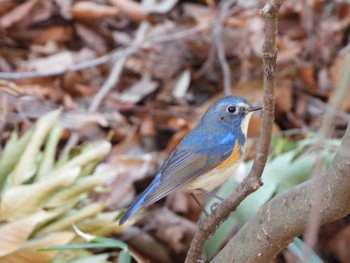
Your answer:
190,193 -> 209,217
196,188 -> 224,201
196,188 -> 224,213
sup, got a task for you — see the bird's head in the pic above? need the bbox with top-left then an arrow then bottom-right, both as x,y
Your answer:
203,96 -> 262,136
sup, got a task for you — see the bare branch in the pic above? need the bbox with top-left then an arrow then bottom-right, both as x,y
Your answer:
212,0 -> 235,96
184,1 -> 283,262
211,120 -> 350,263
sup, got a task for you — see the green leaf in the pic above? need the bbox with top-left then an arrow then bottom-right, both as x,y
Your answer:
0,167 -> 80,220
11,110 -> 61,185
118,250 -> 131,263
39,236 -> 128,251
35,203 -> 105,237
50,141 -> 111,179
0,129 -> 33,191
288,238 -> 324,263
45,175 -> 108,208
36,125 -> 63,181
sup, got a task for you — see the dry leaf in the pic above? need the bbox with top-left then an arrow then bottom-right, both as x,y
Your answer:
0,232 -> 75,263
0,0 -> 38,28
1,167 -> 81,220
108,0 -> 147,22
0,211 -> 52,257
70,1 -> 119,20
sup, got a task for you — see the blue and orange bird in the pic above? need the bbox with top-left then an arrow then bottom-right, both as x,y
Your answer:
119,96 -> 262,225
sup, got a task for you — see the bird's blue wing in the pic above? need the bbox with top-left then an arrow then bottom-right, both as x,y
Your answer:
142,129 -> 237,207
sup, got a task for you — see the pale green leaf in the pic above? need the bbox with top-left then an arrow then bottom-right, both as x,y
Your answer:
36,125 -> 63,181
11,110 -> 61,185
35,203 -> 105,237
0,167 -> 80,220
0,129 -> 33,190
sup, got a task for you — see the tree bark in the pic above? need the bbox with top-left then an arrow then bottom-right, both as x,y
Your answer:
211,122 -> 350,263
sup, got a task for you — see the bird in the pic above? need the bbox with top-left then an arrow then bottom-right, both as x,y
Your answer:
119,96 -> 262,225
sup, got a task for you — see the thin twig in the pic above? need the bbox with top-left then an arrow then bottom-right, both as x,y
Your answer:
61,22 -> 150,155
212,0 -> 235,96
89,22 -> 149,113
184,1 -> 282,262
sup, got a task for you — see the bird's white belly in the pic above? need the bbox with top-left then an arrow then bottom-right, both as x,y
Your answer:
182,162 -> 240,192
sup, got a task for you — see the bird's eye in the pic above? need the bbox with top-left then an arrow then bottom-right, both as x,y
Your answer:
227,106 -> 236,113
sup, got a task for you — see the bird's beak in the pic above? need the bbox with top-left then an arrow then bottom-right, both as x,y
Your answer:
247,105 -> 263,112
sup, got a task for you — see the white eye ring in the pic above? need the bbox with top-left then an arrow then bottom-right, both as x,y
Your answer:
227,106 -> 237,113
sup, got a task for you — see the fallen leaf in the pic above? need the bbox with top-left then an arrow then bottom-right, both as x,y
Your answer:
0,211 -> 53,257
108,0 -> 147,22
70,1 -> 119,20
0,0 -> 38,28
0,232 -> 75,263
119,74 -> 159,103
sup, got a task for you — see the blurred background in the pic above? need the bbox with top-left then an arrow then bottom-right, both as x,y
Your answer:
0,0 -> 349,262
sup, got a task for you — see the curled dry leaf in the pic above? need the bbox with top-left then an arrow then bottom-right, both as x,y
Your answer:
70,1 -> 119,20
0,232 -> 75,263
142,0 -> 179,13
74,23 -> 107,54
119,74 -> 159,103
20,49 -> 96,73
0,211 -> 53,257
0,0 -> 38,28
108,0 -> 147,22
32,26 -> 72,45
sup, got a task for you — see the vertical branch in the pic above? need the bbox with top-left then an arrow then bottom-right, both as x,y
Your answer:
213,0 -> 235,96
185,1 -> 283,262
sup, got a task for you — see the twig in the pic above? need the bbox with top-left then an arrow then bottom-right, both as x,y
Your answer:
212,0 -> 235,96
184,1 -> 282,262
89,22 -> 149,113
61,22 -> 150,155
0,52 -> 114,80
195,0 -> 236,94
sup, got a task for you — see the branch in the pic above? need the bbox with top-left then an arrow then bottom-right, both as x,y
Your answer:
212,0 -> 235,96
211,121 -> 350,263
184,1 -> 283,262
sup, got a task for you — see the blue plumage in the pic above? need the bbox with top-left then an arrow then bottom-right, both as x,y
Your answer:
119,96 -> 262,225
119,174 -> 161,225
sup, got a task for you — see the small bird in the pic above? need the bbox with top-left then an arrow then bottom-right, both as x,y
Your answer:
119,96 -> 262,225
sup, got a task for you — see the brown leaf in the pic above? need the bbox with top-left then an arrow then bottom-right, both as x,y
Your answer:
0,0 -> 38,28
74,23 -> 107,54
70,1 -> 119,20
20,49 -> 96,73
108,0 -> 147,22
0,232 -> 74,263
33,26 -> 72,45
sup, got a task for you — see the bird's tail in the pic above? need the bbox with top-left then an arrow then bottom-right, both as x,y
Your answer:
119,174 -> 161,225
